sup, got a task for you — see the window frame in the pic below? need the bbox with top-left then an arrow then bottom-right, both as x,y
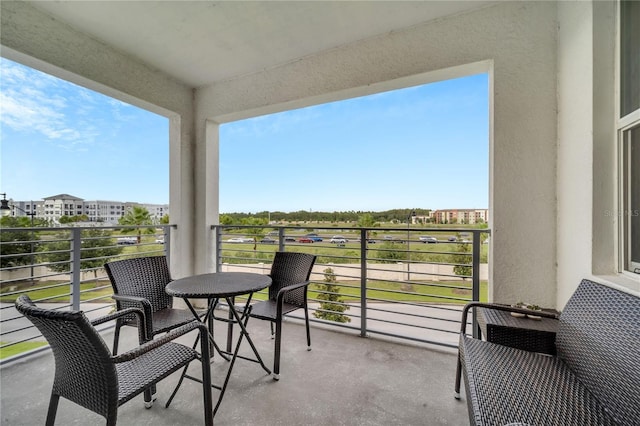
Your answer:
617,0 -> 640,277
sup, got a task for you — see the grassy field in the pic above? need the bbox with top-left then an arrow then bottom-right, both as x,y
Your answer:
0,280 -> 113,303
309,280 -> 487,304
221,240 -> 488,265
0,341 -> 48,360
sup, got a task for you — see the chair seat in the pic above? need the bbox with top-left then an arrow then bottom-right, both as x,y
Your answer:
124,308 -> 201,335
151,308 -> 203,334
117,342 -> 198,406
248,300 -> 300,321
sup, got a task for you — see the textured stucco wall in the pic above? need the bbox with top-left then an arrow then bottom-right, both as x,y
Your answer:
0,1 -> 197,277
197,2 -> 559,306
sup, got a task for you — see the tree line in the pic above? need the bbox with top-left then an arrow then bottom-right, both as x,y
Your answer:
221,208 -> 433,224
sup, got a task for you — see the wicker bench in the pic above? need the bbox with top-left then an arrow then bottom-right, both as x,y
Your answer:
454,279 -> 640,426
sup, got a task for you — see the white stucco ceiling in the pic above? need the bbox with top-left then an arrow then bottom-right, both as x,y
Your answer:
27,1 -> 494,88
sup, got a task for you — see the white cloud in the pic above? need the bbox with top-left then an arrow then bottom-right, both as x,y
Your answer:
0,59 -> 101,149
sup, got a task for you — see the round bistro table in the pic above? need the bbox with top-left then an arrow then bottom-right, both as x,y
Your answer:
166,272 -> 272,416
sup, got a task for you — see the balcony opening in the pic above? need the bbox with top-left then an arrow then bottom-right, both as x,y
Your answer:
0,58 -> 170,213
218,71 -> 490,347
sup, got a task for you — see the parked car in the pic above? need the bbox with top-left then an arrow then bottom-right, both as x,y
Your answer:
260,237 -> 276,244
330,235 -> 347,244
305,233 -> 323,242
227,237 -> 254,243
419,236 -> 437,244
298,237 -> 314,243
383,235 -> 404,243
117,237 -> 137,245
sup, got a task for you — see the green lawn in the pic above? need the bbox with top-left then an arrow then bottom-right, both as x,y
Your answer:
221,239 -> 488,264
0,341 -> 48,359
0,280 -> 113,303
309,280 -> 487,304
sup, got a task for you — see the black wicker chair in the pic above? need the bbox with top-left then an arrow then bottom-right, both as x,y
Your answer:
246,252 -> 316,380
15,294 -> 213,426
104,256 -> 199,355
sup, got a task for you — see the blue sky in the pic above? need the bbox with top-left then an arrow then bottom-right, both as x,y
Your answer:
1,57 -> 488,212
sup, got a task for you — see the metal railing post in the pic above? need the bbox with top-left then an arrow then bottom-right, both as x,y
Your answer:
278,228 -> 285,252
360,228 -> 367,337
471,231 -> 481,338
70,228 -> 82,311
164,225 -> 171,264
215,225 -> 222,272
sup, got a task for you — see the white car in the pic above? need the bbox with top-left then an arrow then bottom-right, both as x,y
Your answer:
116,237 -> 137,245
419,235 -> 438,243
330,235 -> 347,244
155,237 -> 165,244
227,237 -> 254,243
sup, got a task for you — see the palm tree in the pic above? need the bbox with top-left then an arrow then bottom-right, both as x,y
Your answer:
118,206 -> 154,243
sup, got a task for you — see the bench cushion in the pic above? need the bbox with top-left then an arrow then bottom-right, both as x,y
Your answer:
460,335 -> 617,426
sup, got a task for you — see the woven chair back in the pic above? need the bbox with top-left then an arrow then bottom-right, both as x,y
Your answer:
556,279 -> 640,426
105,256 -> 173,313
15,295 -> 118,419
268,252 -> 316,306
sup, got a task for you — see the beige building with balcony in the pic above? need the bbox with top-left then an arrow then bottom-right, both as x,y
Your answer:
432,209 -> 489,225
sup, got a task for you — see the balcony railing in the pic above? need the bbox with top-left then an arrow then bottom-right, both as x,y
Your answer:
1,223 -> 489,364
0,224 -> 169,364
213,225 -> 488,349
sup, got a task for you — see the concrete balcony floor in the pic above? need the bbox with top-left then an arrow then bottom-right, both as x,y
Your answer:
1,314 -> 468,425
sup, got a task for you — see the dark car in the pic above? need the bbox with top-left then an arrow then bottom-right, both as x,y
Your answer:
284,236 -> 296,242
260,237 -> 276,244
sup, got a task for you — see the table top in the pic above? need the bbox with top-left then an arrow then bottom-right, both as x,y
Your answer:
478,307 -> 559,333
166,272 -> 272,298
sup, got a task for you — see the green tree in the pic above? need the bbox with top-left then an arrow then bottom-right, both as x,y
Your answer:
375,241 -> 407,263
356,213 -> 379,241
118,206 -> 154,243
242,217 -> 268,239
220,214 -> 234,225
452,241 -> 472,279
39,228 -> 123,277
313,267 -> 350,323
58,214 -> 89,224
160,214 -> 170,224
0,216 -> 42,268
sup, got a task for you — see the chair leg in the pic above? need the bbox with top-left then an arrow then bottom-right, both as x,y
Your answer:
144,387 -> 157,408
270,322 -> 275,339
45,393 -> 59,426
273,318 -> 282,380
304,306 -> 311,351
112,323 -> 121,355
454,353 -> 462,399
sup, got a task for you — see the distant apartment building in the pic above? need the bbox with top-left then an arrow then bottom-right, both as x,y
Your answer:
10,194 -> 169,225
432,209 -> 489,224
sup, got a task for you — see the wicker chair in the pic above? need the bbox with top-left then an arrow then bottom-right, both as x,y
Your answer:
246,252 -> 316,379
15,294 -> 213,426
104,256 -> 199,354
